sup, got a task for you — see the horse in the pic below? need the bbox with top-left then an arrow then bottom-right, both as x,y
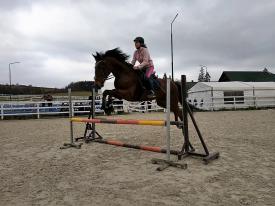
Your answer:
92,48 -> 189,123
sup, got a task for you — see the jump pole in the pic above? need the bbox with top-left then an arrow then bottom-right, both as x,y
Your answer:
166,76 -> 171,161
71,118 -> 183,126
92,139 -> 180,155
60,88 -> 82,149
151,76 -> 187,170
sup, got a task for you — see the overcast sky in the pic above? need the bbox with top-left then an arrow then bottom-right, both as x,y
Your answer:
0,0 -> 275,88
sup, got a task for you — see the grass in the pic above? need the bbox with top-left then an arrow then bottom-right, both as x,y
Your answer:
51,91 -> 92,96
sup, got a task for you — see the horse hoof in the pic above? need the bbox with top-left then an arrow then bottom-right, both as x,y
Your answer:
105,110 -> 112,115
104,106 -> 114,115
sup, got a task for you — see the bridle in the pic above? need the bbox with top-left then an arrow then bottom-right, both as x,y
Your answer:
95,60 -> 114,81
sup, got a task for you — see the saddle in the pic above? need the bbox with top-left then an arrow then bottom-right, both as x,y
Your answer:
135,69 -> 160,91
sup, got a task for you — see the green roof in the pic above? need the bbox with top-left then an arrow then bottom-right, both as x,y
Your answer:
219,71 -> 275,82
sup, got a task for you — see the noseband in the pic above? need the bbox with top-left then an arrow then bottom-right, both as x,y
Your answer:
95,60 -> 114,81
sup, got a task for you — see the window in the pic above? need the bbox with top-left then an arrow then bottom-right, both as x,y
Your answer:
200,99 -> 204,107
224,91 -> 244,104
193,99 -> 198,106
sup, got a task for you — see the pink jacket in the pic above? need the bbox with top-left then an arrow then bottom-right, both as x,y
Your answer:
131,47 -> 154,70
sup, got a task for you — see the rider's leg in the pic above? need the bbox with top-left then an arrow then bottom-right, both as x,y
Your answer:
140,68 -> 156,99
144,76 -> 156,98
145,66 -> 154,79
145,66 -> 156,98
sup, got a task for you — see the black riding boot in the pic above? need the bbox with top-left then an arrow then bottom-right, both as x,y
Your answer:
145,77 -> 156,99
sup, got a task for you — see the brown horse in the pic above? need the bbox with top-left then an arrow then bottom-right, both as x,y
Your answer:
93,48 -> 187,122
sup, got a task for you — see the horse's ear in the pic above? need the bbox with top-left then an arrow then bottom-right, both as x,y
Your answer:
92,52 -> 102,62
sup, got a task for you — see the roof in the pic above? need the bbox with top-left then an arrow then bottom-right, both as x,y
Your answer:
218,71 -> 275,82
189,82 -> 251,92
174,81 -> 197,90
186,82 -> 197,90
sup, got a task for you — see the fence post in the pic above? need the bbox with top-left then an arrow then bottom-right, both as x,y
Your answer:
123,100 -> 127,113
253,87 -> 256,109
37,103 -> 40,119
1,104 -> 3,120
71,100 -> 75,117
211,97 -> 214,111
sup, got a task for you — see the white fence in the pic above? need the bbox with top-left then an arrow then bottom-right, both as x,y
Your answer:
0,94 -> 89,102
0,99 -> 164,120
188,95 -> 275,110
126,101 -> 164,113
2,94 -> 273,119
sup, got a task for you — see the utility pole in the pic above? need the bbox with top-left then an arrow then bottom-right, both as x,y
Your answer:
9,62 -> 20,101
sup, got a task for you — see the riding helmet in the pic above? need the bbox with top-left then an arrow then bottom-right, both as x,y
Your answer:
134,37 -> 145,44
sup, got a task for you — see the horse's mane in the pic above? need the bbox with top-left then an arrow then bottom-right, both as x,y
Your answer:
94,48 -> 133,67
105,48 -> 129,62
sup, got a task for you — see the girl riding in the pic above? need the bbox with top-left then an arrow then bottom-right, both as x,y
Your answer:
131,37 -> 156,99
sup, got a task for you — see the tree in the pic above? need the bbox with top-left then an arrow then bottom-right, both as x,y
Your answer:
205,70 -> 211,82
198,66 -> 211,82
198,67 -> 205,82
263,68 -> 271,73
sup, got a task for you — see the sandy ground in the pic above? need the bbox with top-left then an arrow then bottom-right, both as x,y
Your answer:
0,110 -> 274,206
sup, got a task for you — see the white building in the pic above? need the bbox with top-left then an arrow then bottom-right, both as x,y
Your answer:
188,82 -> 275,110
97,80 -> 115,95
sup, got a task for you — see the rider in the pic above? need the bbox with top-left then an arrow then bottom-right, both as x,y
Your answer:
131,37 -> 156,99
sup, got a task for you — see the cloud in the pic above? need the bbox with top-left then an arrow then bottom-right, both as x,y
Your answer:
0,0 -> 275,87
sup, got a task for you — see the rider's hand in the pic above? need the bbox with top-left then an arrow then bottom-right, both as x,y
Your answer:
133,66 -> 139,70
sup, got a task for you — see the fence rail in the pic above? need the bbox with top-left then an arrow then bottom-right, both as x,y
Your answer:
0,99 -> 163,120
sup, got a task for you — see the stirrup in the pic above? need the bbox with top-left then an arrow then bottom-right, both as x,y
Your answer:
147,91 -> 156,99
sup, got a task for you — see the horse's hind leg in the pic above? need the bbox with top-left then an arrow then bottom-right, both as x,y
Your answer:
171,104 -> 184,129
156,96 -> 183,129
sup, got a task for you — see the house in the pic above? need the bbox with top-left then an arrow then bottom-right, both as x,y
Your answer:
188,81 -> 275,110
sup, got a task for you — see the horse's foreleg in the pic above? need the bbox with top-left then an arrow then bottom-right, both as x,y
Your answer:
106,88 -> 134,101
102,89 -> 117,106
101,90 -> 109,110
101,89 -> 128,112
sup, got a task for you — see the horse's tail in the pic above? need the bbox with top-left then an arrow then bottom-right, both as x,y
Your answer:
175,81 -> 183,105
175,81 -> 197,112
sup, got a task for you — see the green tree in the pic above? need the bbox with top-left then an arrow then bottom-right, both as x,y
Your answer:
205,70 -> 211,82
198,66 -> 211,82
198,67 -> 205,82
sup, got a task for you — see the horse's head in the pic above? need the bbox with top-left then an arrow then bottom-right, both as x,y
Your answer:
93,48 -> 131,89
93,52 -> 111,89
